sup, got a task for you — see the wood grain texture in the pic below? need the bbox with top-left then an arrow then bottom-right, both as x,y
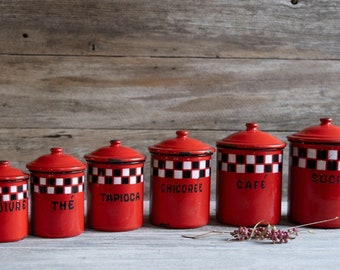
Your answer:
0,0 -> 339,267
0,55 -> 338,201
0,0 -> 339,59
1,202 -> 340,270
1,55 -> 339,131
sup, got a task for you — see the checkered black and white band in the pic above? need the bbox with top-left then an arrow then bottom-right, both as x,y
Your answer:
290,146 -> 340,171
32,175 -> 84,194
151,159 -> 211,179
87,166 -> 144,185
0,184 -> 28,202
217,151 -> 283,174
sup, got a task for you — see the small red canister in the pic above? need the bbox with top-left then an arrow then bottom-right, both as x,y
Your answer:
27,147 -> 86,238
0,161 -> 29,242
216,123 -> 286,226
149,130 -> 215,228
84,140 -> 145,231
288,118 -> 340,228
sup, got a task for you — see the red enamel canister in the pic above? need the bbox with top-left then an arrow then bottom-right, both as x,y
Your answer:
149,130 -> 215,228
85,140 -> 145,231
0,161 -> 29,242
216,123 -> 286,226
288,118 -> 340,228
27,147 -> 86,238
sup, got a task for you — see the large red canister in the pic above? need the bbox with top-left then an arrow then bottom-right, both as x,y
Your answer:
0,161 -> 29,242
216,123 -> 286,226
288,118 -> 340,228
84,140 -> 145,231
148,130 -> 215,228
26,147 -> 86,238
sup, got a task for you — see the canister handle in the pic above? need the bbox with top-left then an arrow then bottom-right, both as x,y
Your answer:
320,118 -> 332,126
0,160 -> 9,167
50,147 -> 63,155
246,123 -> 258,131
110,140 -> 121,147
176,130 -> 189,138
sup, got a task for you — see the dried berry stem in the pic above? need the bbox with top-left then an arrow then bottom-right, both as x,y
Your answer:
182,230 -> 226,239
230,217 -> 339,244
182,217 -> 339,244
286,216 -> 339,230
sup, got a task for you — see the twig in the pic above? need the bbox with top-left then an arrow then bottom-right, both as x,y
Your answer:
286,216 -> 339,230
182,230 -> 226,239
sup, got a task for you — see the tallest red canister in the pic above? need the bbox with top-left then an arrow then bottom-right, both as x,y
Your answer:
149,130 -> 215,228
288,118 -> 340,228
216,123 -> 286,226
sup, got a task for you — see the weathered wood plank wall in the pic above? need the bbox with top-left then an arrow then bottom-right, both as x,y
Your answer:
1,0 -> 339,59
0,0 -> 339,199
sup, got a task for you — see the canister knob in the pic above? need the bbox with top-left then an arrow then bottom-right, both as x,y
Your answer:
176,130 -> 188,138
320,118 -> 332,125
246,123 -> 258,131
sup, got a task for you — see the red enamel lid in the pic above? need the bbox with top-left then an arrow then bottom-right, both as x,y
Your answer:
26,147 -> 86,173
84,140 -> 145,163
217,123 -> 286,149
0,161 -> 29,181
288,118 -> 340,143
148,130 -> 215,156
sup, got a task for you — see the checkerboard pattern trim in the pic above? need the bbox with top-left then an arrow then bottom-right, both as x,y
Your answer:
217,151 -> 283,174
0,184 -> 28,202
290,146 -> 340,171
151,159 -> 211,179
31,175 -> 84,194
87,165 -> 144,185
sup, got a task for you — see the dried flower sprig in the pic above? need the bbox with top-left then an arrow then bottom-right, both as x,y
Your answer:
182,230 -> 226,239
182,216 -> 339,244
230,223 -> 298,244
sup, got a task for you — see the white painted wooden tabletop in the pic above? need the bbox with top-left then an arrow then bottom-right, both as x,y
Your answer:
1,201 -> 339,270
